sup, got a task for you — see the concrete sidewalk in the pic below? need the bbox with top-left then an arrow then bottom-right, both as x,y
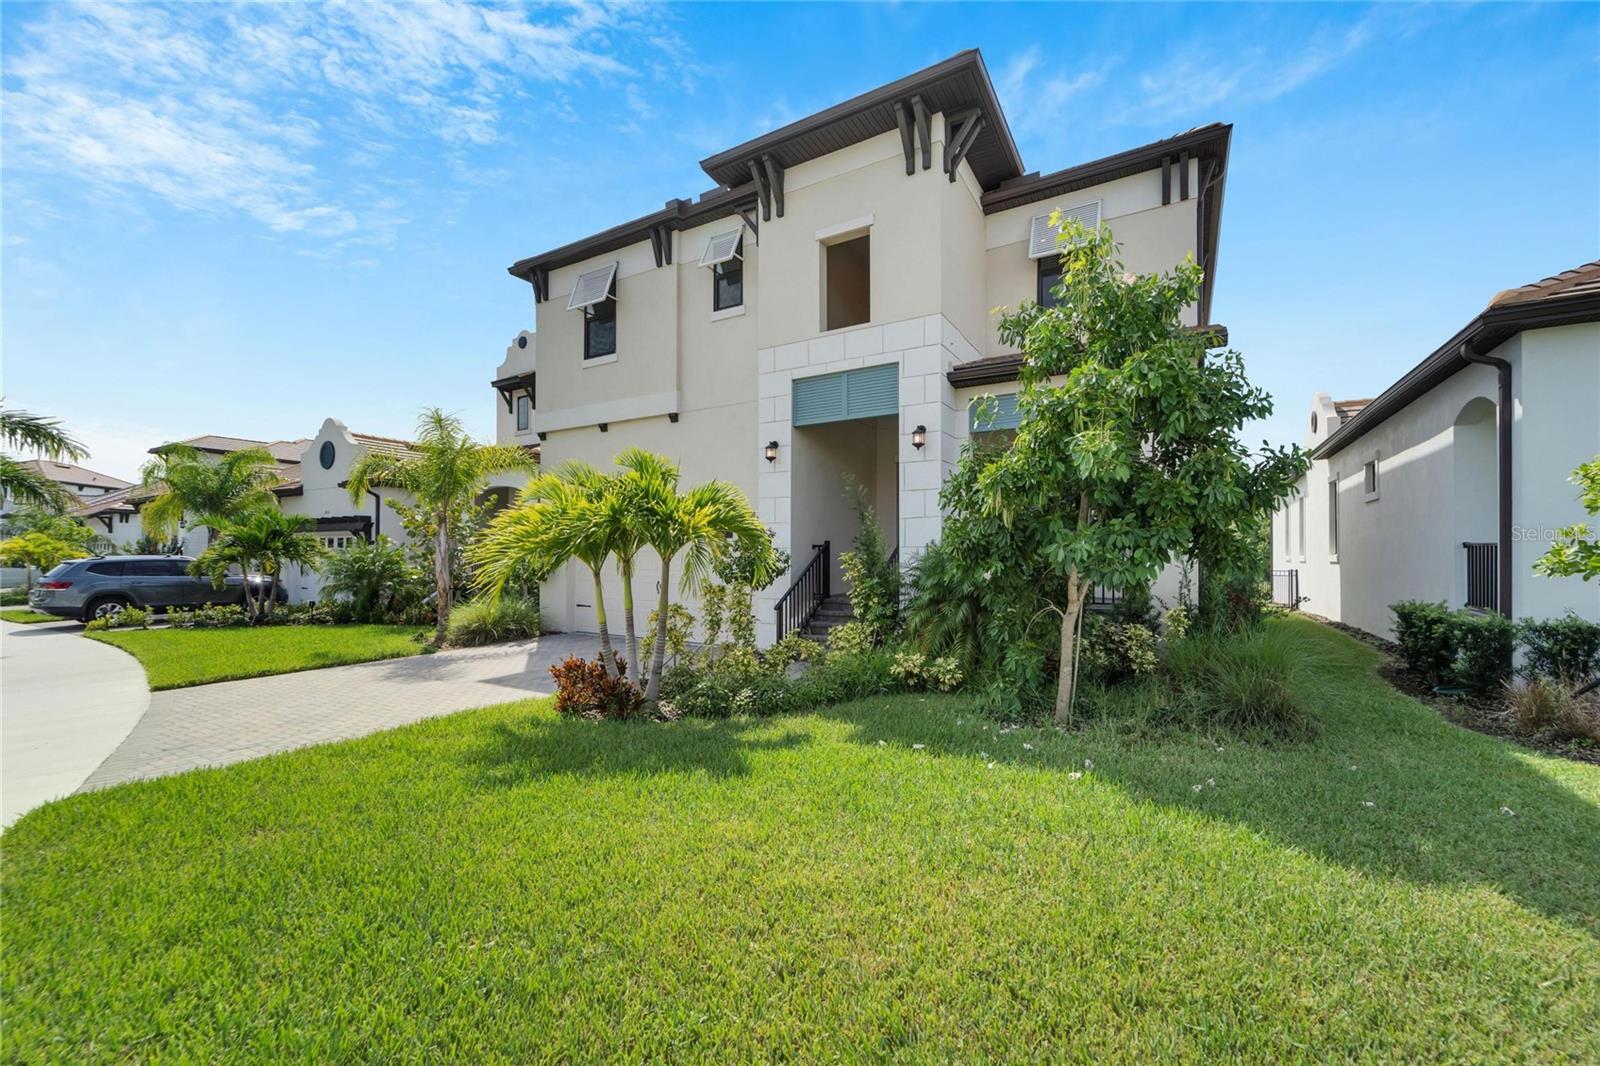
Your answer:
1,619 -> 151,826
80,632 -> 596,791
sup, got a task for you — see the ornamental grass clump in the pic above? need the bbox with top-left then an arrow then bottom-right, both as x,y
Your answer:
445,595 -> 540,647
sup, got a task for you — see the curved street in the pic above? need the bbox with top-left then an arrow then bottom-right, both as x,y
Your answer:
1,619 -> 150,827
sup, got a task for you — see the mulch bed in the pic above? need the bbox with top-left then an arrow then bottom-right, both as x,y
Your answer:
1305,613 -> 1600,767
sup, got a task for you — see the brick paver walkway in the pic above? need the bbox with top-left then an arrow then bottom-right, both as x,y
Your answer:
80,633 -> 598,791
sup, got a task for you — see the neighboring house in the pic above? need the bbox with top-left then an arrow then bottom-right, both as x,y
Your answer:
1277,261 -> 1600,639
71,421 -> 431,603
0,460 -> 131,518
504,49 -> 1229,644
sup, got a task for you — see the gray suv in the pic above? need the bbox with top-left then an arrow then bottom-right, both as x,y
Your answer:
28,556 -> 284,622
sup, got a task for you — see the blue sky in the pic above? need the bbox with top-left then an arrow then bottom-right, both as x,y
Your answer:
3,1 -> 1596,481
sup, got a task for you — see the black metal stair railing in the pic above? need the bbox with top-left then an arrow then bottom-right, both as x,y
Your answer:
775,541 -> 830,641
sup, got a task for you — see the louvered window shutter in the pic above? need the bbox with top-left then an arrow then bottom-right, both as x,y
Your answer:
1027,201 -> 1103,259
970,392 -> 1021,432
792,364 -> 899,426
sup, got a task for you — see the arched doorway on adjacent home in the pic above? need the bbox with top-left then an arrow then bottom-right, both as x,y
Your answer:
1453,396 -> 1499,612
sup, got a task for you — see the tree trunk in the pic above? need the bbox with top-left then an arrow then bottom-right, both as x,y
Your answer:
433,515 -> 451,645
619,556 -> 639,681
1053,571 -> 1088,727
590,567 -> 618,678
644,554 -> 673,702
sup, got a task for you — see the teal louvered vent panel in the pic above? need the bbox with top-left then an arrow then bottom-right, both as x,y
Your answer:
793,363 -> 899,426
970,392 -> 1021,432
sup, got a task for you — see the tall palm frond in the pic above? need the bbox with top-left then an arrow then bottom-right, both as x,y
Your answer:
139,443 -> 282,540
1,404 -> 87,461
191,509 -> 325,622
349,407 -> 538,643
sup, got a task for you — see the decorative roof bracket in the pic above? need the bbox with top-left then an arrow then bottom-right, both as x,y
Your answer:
736,205 -> 760,245
749,159 -> 771,221
944,108 -> 985,182
912,95 -> 931,171
761,154 -> 785,218
894,100 -> 915,175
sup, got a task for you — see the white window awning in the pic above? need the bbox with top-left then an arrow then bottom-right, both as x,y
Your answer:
567,262 -> 617,311
698,227 -> 743,268
1028,201 -> 1102,260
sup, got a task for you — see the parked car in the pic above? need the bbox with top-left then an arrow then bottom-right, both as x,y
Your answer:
27,556 -> 287,622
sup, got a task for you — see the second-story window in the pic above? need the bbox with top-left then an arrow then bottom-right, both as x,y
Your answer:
700,227 -> 744,313
714,255 -> 743,311
584,296 -> 616,360
516,394 -> 530,432
1037,258 -> 1062,309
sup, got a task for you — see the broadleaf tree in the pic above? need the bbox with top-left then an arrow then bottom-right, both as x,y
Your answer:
983,218 -> 1308,724
1534,456 -> 1600,582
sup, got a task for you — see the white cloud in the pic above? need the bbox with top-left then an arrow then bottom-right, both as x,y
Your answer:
2,1 -> 674,247
1120,14 -> 1378,124
996,46 -> 1112,143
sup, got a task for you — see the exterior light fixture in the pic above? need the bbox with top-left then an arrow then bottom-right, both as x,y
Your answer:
765,440 -> 780,463
912,425 -> 927,450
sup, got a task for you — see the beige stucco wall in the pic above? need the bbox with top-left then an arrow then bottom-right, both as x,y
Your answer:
494,331 -> 537,446
982,164 -> 1202,356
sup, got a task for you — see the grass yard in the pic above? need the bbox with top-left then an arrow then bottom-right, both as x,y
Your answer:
4,617 -> 1598,1061
0,608 -> 59,624
86,624 -> 429,689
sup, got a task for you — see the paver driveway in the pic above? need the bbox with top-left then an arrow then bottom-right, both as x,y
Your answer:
80,632 -> 596,791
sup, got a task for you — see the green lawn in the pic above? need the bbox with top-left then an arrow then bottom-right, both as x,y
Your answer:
0,608 -> 58,624
86,624 -> 429,689
5,618 -> 1597,1061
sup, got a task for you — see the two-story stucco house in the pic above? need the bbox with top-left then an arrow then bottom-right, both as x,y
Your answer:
505,50 -> 1230,645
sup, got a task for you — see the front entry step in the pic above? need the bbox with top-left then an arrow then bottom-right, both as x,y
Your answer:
803,595 -> 854,640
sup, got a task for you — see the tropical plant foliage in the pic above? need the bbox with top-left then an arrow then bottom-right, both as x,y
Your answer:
347,408 -> 537,643
1535,456 -> 1600,583
0,402 -> 87,512
921,218 -> 1305,723
139,443 -> 282,542
191,509 -> 326,623
319,534 -> 430,623
836,479 -> 899,641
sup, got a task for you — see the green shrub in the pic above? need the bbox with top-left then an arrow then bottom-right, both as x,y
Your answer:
827,621 -> 876,657
1518,613 -> 1600,683
902,539 -> 982,668
445,595 -> 540,647
548,655 -> 641,720
1454,612 -> 1514,694
1162,624 -> 1317,738
0,587 -> 27,606
925,655 -> 964,692
169,604 -> 248,629
1081,619 -> 1159,685
640,603 -> 694,667
85,606 -> 151,632
889,649 -> 928,688
837,479 -> 899,639
1162,606 -> 1191,640
1391,601 -> 1457,684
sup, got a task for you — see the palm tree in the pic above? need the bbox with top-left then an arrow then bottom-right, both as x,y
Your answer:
140,443 -> 282,545
615,448 -> 773,701
1,402 -> 88,513
191,509 -> 326,623
470,465 -> 624,675
348,408 -> 537,644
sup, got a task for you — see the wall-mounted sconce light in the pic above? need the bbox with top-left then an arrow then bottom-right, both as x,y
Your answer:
765,440 -> 780,463
912,425 -> 927,450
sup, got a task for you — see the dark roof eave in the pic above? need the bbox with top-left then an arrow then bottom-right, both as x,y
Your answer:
980,124 -> 1231,214
1313,289 -> 1600,460
698,49 -> 1023,190
491,371 -> 537,390
508,184 -> 758,281
946,325 -> 1230,388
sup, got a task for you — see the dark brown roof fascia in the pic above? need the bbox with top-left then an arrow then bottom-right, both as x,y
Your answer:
1313,289 -> 1600,460
946,325 -> 1231,389
508,184 -> 758,280
980,124 -> 1230,214
698,50 -> 1024,190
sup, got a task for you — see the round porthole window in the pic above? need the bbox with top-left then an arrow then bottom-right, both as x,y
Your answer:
319,441 -> 336,469
517,335 -> 528,349
1310,411 -> 1318,433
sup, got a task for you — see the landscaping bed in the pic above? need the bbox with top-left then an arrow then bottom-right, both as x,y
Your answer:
4,617 -> 1597,1060
86,624 -> 429,689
